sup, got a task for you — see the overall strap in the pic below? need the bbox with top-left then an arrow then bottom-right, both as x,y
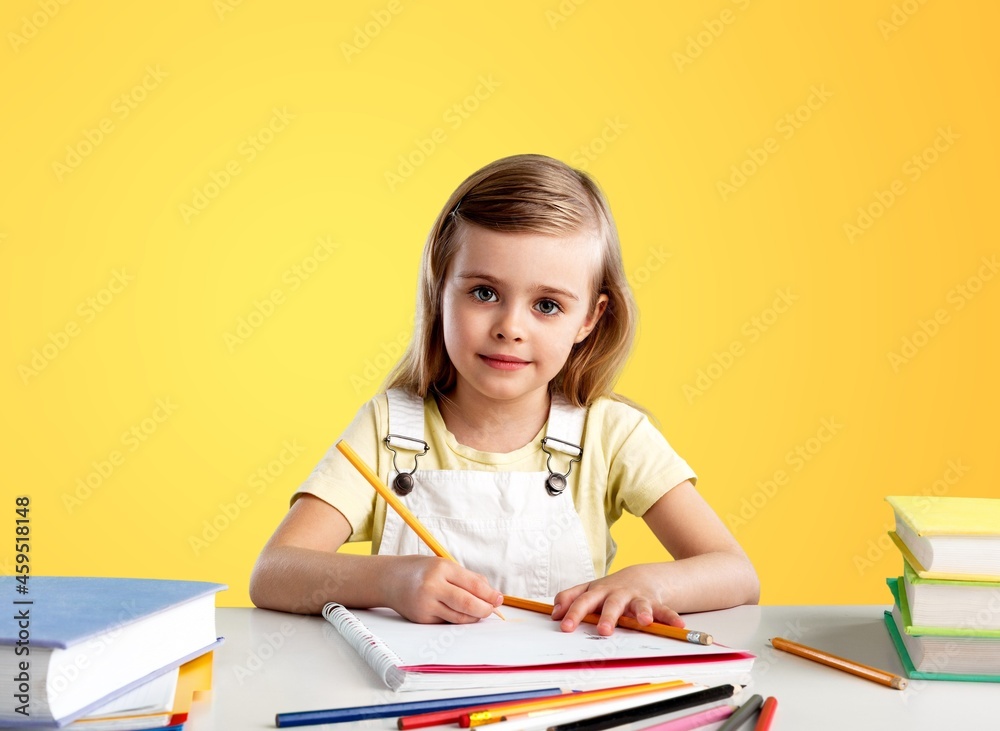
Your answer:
387,388 -> 587,455
543,393 -> 587,457
385,388 -> 426,453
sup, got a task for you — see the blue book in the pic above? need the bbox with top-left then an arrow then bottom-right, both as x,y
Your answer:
0,576 -> 225,728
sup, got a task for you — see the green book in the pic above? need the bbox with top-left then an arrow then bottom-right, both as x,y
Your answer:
884,579 -> 1000,681
898,562 -> 1000,636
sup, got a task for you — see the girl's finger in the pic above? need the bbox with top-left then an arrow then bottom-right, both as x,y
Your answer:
628,597 -> 655,626
559,590 -> 611,632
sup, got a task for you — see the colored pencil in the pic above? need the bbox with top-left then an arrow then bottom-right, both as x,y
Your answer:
490,688 -> 705,731
275,687 -> 563,727
545,684 -> 742,731
769,636 -> 908,690
501,595 -> 713,646
501,686 -> 695,724
400,686 -> 643,730
715,694 -> 762,731
752,697 -> 777,731
462,681 -> 689,727
636,704 -> 735,731
335,439 -> 505,619
398,690 -> 589,730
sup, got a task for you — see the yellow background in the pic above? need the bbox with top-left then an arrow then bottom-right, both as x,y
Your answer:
2,1 -> 997,607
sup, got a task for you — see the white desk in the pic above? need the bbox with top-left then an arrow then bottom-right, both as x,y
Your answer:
187,606 -> 992,730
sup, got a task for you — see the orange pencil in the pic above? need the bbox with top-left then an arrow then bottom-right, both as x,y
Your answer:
398,686 -> 640,730
335,440 -> 505,620
770,637 -> 907,689
499,684 -> 697,724
753,696 -> 777,731
502,595 -> 713,646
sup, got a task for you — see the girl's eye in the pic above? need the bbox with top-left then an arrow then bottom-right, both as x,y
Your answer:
471,286 -> 498,303
536,299 -> 561,316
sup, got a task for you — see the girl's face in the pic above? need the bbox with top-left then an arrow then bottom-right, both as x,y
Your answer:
441,225 -> 608,409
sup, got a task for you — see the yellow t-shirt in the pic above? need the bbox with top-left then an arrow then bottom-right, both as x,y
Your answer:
294,393 -> 697,579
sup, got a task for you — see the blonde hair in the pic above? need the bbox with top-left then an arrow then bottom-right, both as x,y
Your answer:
383,153 -> 638,408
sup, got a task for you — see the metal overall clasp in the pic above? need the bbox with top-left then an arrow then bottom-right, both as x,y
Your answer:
540,436 -> 582,496
382,434 -> 429,496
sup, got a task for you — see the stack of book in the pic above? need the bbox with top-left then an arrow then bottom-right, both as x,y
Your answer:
882,495 -> 1000,682
1,576 -> 224,729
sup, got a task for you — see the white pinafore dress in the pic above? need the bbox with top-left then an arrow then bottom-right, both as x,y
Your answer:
376,388 -> 597,599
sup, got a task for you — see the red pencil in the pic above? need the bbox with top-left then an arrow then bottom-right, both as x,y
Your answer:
397,684 -> 651,730
753,696 -> 777,731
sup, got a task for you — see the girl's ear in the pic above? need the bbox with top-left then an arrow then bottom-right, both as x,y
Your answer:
573,293 -> 609,343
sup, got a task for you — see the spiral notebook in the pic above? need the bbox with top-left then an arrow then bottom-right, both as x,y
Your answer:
322,603 -> 754,691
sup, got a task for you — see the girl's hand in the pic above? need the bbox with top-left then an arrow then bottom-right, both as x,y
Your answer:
382,555 -> 504,625
551,565 -> 685,636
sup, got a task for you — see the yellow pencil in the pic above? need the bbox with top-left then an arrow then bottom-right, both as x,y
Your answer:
462,681 -> 691,727
335,440 -> 505,620
502,595 -> 714,645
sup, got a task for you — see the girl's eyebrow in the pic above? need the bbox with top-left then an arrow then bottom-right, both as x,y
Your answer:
455,272 -> 580,302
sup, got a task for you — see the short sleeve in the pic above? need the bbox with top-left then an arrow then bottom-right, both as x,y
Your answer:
293,396 -> 385,542
605,407 -> 697,522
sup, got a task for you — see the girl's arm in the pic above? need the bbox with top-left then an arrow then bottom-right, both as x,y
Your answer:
552,480 -> 759,635
249,494 -> 504,622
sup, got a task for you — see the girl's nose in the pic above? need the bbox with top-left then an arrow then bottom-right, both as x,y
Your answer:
494,306 -> 525,342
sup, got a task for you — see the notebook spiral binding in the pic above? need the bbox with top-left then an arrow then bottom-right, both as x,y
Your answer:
323,603 -> 407,690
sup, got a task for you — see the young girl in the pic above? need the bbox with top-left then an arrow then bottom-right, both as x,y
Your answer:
250,154 -> 759,635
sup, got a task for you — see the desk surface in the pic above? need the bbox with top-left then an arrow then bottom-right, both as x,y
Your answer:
188,605 -> 991,730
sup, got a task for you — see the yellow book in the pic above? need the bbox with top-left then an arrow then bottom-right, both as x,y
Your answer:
887,496 -> 1000,581
68,652 -> 213,731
